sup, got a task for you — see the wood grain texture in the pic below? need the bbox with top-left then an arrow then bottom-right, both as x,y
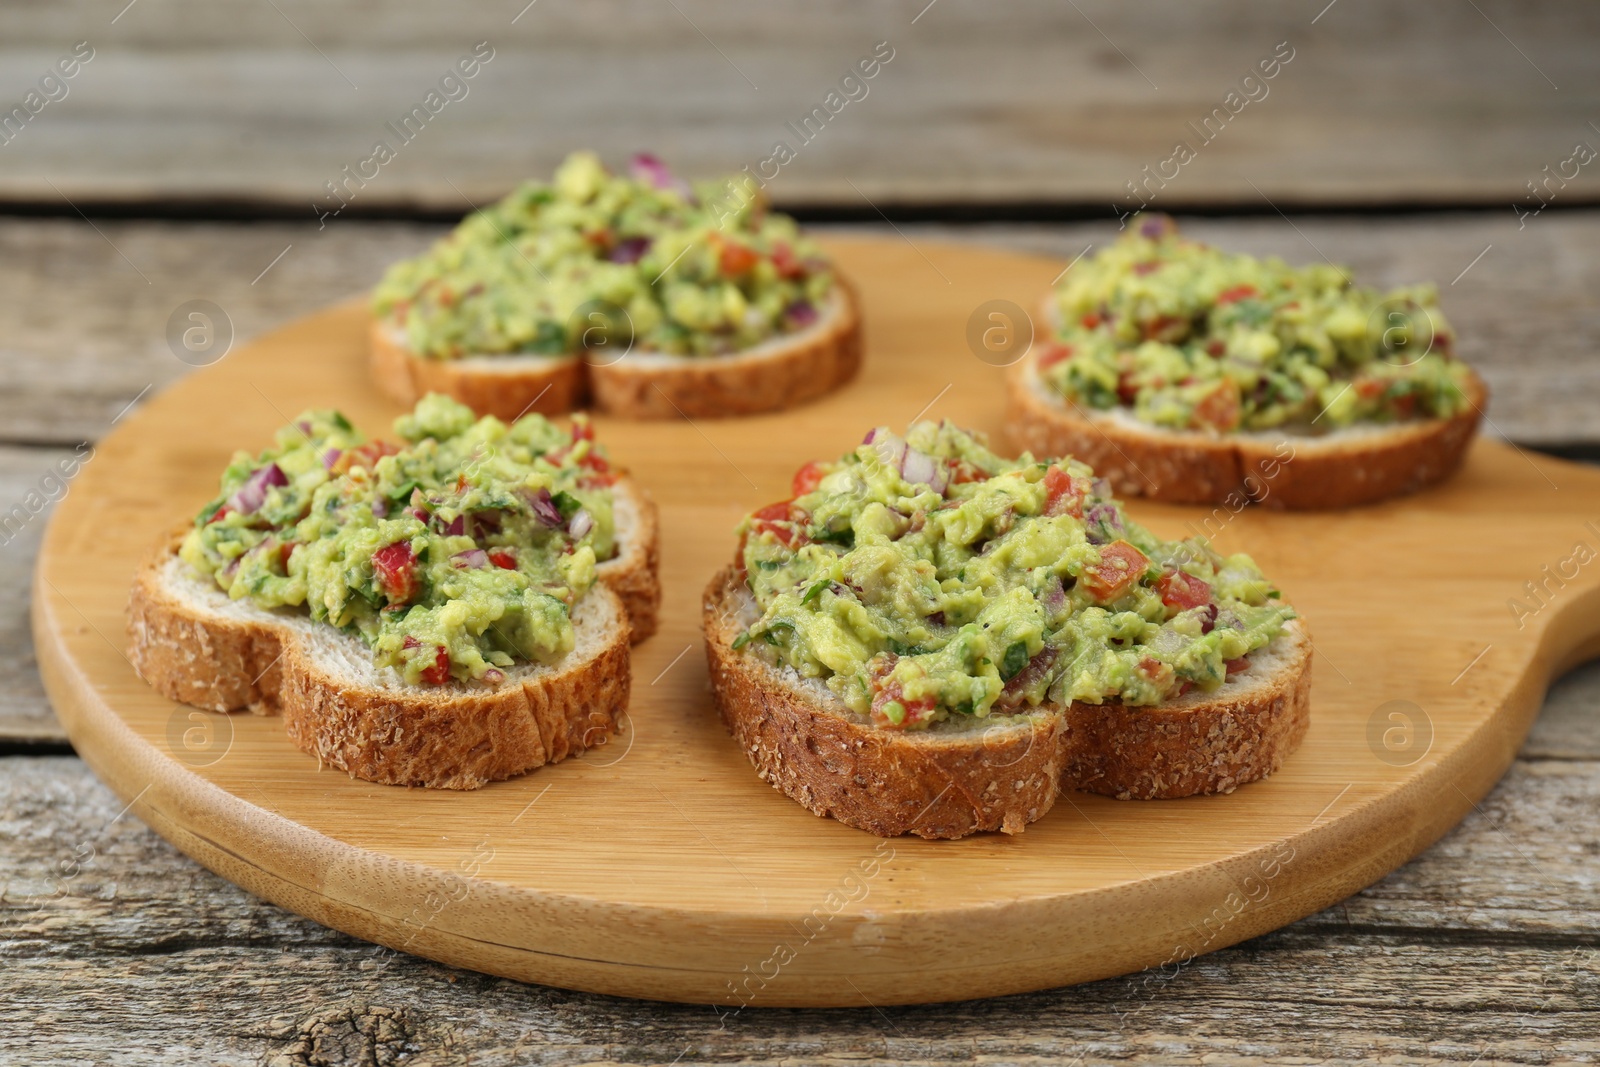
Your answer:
2,755 -> 1594,1065
7,211 -> 1600,747
2,214 -> 1599,452
28,236 -> 1600,1008
1,1 -> 1597,209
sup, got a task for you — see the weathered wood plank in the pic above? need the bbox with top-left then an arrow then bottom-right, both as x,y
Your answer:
6,212 -> 1600,746
0,1 -> 1597,210
1,756 -> 1593,1065
0,447 -> 76,743
3,214 -> 1600,451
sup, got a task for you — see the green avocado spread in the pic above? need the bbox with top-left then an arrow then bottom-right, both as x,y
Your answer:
1041,214 -> 1475,433
734,422 -> 1295,729
180,394 -> 620,687
371,151 -> 835,361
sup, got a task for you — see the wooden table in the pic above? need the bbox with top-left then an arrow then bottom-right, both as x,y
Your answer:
4,1 -> 1599,1058
1,214 -> 1596,1064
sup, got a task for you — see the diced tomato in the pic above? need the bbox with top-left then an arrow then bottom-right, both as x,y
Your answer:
1133,261 -> 1161,276
867,662 -> 936,730
1079,313 -> 1102,329
401,635 -> 420,650
1356,378 -> 1386,401
489,550 -> 517,570
1079,540 -> 1150,604
1156,569 -> 1212,612
771,242 -> 806,280
1206,339 -> 1226,358
1192,379 -> 1241,432
277,540 -> 299,571
946,458 -> 988,486
1225,656 -> 1251,676
207,504 -> 232,525
570,417 -> 595,443
335,440 -> 401,474
1037,342 -> 1074,369
1137,656 -> 1174,687
1117,370 -> 1141,405
718,240 -> 759,276
372,541 -> 420,604
584,227 -> 613,250
1393,393 -> 1417,419
1216,285 -> 1258,305
790,461 -> 827,498
419,645 -> 451,686
1042,465 -> 1088,519
1141,314 -> 1188,343
750,500 -> 808,549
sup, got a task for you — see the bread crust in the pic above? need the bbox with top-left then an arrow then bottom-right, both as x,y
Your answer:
370,320 -> 589,422
127,537 -> 631,790
703,566 -> 1312,838
598,478 -> 662,642
588,280 -> 862,419
370,280 -> 861,422
1005,351 -> 1488,510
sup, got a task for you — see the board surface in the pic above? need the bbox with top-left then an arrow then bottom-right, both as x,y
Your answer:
31,237 -> 1600,1008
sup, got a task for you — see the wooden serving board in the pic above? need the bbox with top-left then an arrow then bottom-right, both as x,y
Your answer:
32,237 -> 1600,1008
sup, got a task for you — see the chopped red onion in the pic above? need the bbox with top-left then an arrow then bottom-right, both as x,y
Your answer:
568,507 -> 595,539
481,668 -> 505,686
898,446 -> 947,493
608,236 -> 652,263
629,153 -> 692,197
371,498 -> 388,518
523,487 -> 565,528
322,448 -> 343,469
443,514 -> 466,537
1042,575 -> 1067,615
785,300 -> 818,328
228,463 -> 287,514
867,430 -> 906,471
452,548 -> 490,569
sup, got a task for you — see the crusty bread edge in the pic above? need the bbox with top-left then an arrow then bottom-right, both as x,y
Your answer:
702,566 -> 1313,837
703,566 -> 1067,839
599,476 -> 661,642
370,277 -> 862,422
126,535 -> 632,790
1004,344 -> 1488,510
588,278 -> 863,419
370,320 -> 589,421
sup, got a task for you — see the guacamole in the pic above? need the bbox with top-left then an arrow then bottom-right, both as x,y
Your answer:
371,151 -> 835,360
734,422 -> 1295,728
1041,214 -> 1475,432
180,394 -> 621,687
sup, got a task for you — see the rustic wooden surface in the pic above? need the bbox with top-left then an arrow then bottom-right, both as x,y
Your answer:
2,1 -> 1598,210
3,218 -> 1597,1061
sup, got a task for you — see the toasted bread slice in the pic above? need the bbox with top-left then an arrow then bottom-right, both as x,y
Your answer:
127,543 -> 631,789
588,281 -> 862,419
1006,349 -> 1487,510
370,281 -> 861,422
703,567 -> 1312,839
599,477 -> 661,641
370,321 -> 588,421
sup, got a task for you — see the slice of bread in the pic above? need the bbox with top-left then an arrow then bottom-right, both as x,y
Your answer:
1006,347 -> 1488,510
599,477 -> 661,642
370,281 -> 862,422
371,322 -> 588,420
127,544 -> 631,789
703,566 -> 1312,839
588,281 -> 862,419
124,474 -> 654,788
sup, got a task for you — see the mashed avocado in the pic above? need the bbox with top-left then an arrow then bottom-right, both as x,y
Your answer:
180,394 -> 620,687
1042,214 -> 1474,432
371,151 -> 835,360
735,422 -> 1295,728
